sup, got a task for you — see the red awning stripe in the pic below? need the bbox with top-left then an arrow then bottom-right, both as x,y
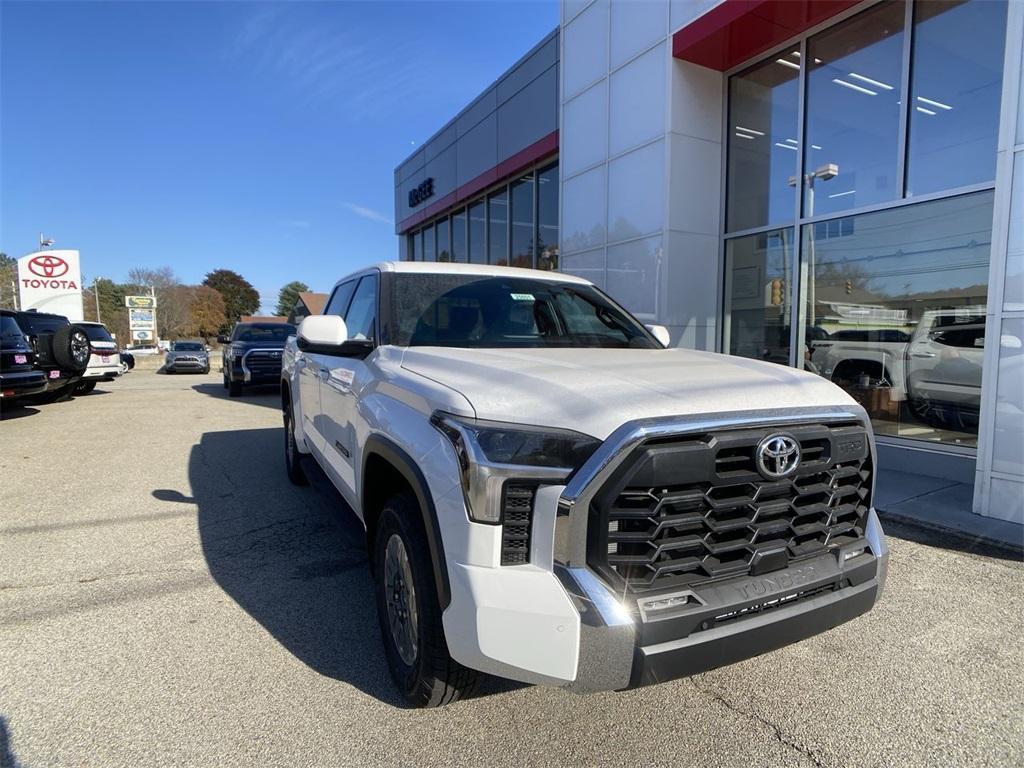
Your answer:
672,0 -> 862,71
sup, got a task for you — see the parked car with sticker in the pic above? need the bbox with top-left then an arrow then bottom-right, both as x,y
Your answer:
0,311 -> 48,402
74,321 -> 121,394
4,309 -> 90,402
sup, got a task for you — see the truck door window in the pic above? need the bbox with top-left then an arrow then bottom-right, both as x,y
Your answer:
344,275 -> 378,342
325,281 -> 357,317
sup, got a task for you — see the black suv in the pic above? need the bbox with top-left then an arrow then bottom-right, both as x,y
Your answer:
3,309 -> 91,402
219,321 -> 295,397
1,312 -> 48,402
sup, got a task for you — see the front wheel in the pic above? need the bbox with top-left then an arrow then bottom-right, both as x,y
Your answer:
283,402 -> 307,485
228,379 -> 242,397
374,496 -> 477,707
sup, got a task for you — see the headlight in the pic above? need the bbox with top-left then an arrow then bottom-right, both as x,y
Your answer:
430,412 -> 600,524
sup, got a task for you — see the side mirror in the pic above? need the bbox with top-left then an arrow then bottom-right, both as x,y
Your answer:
297,315 -> 373,358
646,324 -> 671,348
216,334 -> 228,344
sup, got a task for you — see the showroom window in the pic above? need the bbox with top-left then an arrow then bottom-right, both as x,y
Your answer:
404,162 -> 559,270
726,46 -> 800,232
488,189 -> 509,265
451,209 -> 467,262
722,0 -> 1007,450
436,217 -> 451,262
905,0 -> 1007,196
468,200 -> 486,264
422,224 -> 435,262
510,174 -> 535,268
538,163 -> 559,270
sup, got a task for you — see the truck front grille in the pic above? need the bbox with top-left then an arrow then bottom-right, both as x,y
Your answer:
244,350 -> 283,373
590,422 -> 871,595
501,485 -> 535,565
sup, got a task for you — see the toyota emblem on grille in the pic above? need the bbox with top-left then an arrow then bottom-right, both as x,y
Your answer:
755,433 -> 801,479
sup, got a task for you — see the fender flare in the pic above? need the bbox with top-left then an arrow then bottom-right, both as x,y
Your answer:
362,434 -> 451,609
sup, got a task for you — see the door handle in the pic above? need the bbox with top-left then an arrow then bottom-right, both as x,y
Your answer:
910,352 -> 936,358
317,367 -> 330,381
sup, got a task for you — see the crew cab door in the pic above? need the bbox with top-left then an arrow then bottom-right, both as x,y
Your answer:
318,272 -> 378,507
300,280 -> 357,452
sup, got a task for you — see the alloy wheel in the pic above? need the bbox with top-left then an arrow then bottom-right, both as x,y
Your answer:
383,533 -> 418,666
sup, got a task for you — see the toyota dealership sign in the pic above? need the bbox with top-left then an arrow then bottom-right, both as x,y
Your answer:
17,250 -> 84,322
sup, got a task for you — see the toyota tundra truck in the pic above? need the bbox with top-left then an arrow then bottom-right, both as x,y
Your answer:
281,262 -> 888,707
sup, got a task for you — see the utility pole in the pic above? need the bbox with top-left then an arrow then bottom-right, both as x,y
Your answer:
94,276 -> 102,323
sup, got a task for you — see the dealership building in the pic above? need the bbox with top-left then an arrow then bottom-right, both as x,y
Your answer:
394,0 -> 1024,532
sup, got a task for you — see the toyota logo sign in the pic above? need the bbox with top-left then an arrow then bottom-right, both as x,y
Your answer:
27,254 -> 70,278
755,433 -> 801,479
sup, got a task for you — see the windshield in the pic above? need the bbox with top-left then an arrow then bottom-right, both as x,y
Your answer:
82,325 -> 114,342
172,342 -> 204,351
232,324 -> 294,342
389,274 -> 658,349
1,315 -> 25,339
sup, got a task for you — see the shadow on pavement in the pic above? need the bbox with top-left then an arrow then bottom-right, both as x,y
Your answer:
0,403 -> 39,421
167,427 -> 404,705
190,382 -> 280,409
0,716 -> 18,768
165,426 -> 523,706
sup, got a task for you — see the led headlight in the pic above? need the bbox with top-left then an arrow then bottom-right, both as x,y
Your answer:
430,412 -> 600,524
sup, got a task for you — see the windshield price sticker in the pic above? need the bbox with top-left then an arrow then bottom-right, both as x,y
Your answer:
510,293 -> 535,302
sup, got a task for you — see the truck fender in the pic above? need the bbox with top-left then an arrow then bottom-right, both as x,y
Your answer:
362,433 -> 451,610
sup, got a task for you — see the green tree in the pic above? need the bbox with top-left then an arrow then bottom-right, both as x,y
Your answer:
275,280 -> 310,317
0,252 -> 16,309
203,269 -> 260,330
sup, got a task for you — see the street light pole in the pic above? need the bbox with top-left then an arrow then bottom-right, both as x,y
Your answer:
94,276 -> 102,323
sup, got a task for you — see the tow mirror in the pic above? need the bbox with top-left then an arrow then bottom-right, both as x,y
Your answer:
297,315 -> 373,358
646,324 -> 671,348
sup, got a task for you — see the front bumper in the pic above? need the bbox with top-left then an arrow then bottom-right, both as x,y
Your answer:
438,405 -> 888,691
0,370 -> 49,398
560,509 -> 887,691
167,358 -> 209,372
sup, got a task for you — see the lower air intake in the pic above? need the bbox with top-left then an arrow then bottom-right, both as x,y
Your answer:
501,485 -> 534,565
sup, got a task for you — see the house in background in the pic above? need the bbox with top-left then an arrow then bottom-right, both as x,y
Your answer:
288,292 -> 328,324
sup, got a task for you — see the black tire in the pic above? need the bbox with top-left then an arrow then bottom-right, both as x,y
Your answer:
52,325 -> 91,372
374,495 -> 477,707
75,380 -> 97,394
202,366 -> 210,375
222,369 -> 229,389
229,379 -> 242,397
282,401 -> 307,485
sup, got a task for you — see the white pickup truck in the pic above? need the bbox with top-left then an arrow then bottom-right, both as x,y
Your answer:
281,262 -> 888,707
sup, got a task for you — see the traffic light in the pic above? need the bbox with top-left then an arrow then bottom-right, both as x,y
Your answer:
770,278 -> 785,306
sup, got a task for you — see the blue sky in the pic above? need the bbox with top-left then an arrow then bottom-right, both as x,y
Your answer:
1,0 -> 558,311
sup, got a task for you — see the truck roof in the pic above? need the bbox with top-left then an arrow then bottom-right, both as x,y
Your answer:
369,261 -> 592,285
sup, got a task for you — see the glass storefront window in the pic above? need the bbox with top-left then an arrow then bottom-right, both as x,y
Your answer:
799,191 -> 993,447
416,230 -> 424,264
488,189 -> 508,265
804,1 -> 906,217
468,201 -> 486,264
726,46 -> 800,233
422,224 -> 435,262
905,0 -> 1007,197
436,217 -> 451,262
510,174 -> 535,268
451,209 -> 467,263
408,233 -> 417,261
724,228 -> 793,365
538,163 -> 559,270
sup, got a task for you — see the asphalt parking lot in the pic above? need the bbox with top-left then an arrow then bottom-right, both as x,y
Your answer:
1,368 -> 1022,768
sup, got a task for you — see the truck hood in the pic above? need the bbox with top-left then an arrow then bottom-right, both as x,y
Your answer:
400,346 -> 859,440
